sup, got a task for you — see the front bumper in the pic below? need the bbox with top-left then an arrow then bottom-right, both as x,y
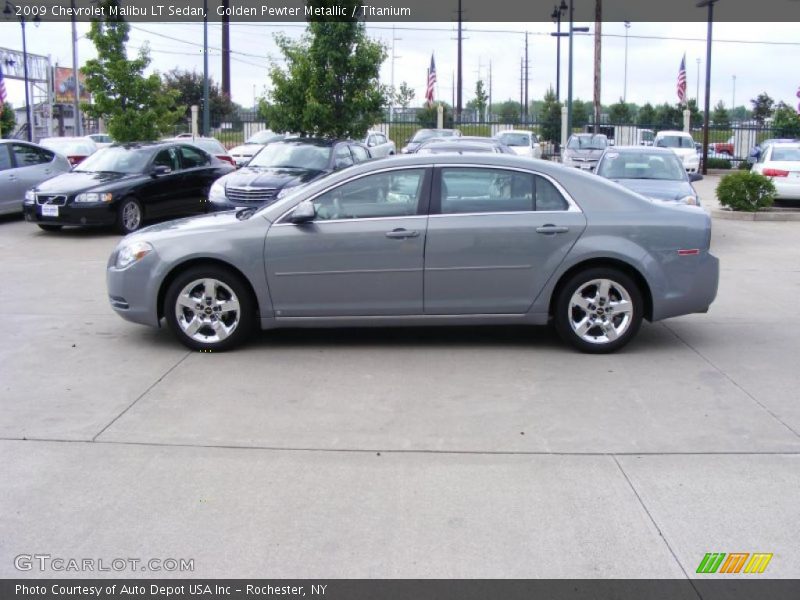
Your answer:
106,250 -> 163,328
23,201 -> 117,227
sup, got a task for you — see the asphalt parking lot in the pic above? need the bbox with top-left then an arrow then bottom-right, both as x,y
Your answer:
1,174 -> 799,578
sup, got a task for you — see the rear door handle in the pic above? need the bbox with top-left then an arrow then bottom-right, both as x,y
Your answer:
385,228 -> 420,239
536,224 -> 570,234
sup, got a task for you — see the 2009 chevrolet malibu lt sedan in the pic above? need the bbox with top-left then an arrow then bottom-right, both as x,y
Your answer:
106,154 -> 719,353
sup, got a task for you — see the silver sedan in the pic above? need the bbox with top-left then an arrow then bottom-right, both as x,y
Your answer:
0,140 -> 72,215
106,154 -> 719,353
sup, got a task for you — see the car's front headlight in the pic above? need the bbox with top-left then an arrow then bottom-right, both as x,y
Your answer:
680,195 -> 699,206
115,241 -> 153,269
276,186 -> 297,199
209,181 -> 227,203
75,192 -> 113,203
24,190 -> 36,204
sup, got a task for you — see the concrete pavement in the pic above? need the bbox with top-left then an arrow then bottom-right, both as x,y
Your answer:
1,201 -> 799,579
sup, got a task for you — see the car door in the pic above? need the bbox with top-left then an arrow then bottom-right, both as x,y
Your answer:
0,145 -> 18,214
178,144 -> 215,214
138,146 -> 184,218
424,166 -> 587,314
264,166 -> 431,317
4,143 -> 57,209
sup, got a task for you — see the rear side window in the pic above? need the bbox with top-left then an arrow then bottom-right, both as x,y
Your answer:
439,168 -> 568,214
0,145 -> 12,171
11,143 -> 53,167
180,145 -> 211,168
334,145 -> 354,169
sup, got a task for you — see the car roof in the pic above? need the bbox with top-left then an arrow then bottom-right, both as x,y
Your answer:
108,141 -> 179,150
656,130 -> 692,136
604,146 -> 676,154
768,142 -> 800,148
279,137 -> 352,147
40,136 -> 95,143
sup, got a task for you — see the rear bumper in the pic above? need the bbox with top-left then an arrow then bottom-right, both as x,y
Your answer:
772,178 -> 800,200
652,251 -> 719,321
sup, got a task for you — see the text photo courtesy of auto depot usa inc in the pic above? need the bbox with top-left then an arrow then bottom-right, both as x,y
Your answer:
1,0 -> 800,598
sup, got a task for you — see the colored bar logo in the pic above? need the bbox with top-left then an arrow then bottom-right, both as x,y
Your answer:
696,553 -> 773,574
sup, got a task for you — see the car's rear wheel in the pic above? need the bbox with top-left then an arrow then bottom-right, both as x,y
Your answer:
116,198 -> 143,235
164,266 -> 255,351
37,224 -> 62,232
554,267 -> 643,353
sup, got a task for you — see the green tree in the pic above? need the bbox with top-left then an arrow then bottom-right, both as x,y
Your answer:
540,87 -> 562,143
771,102 -> 800,138
711,100 -> 730,129
637,102 -> 656,127
571,99 -> 590,129
491,100 -> 521,124
686,98 -> 703,129
416,102 -> 454,128
750,92 -> 774,124
161,69 -> 234,127
653,102 -> 682,130
263,0 -> 388,139
81,0 -> 182,142
466,80 -> 488,120
394,81 -> 415,109
0,103 -> 15,138
608,98 -> 633,124
731,105 -> 750,121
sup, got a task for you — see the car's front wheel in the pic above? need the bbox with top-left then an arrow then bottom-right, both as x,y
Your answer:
116,198 -> 143,235
164,266 -> 256,351
554,267 -> 643,353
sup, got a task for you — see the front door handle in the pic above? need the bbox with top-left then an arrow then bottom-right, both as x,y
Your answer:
536,224 -> 569,235
385,228 -> 420,239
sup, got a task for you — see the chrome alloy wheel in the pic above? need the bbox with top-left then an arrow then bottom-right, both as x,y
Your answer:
174,278 -> 241,344
568,278 -> 634,345
121,201 -> 142,231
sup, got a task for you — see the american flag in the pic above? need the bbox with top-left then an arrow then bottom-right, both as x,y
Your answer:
0,66 -> 8,111
425,54 -> 436,106
677,54 -> 687,105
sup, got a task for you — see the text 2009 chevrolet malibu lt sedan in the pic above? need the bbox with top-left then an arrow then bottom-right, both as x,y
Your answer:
106,154 -> 719,353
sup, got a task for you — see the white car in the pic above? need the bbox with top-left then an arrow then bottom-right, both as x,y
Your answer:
751,142 -> 800,200
86,133 -> 113,148
494,129 -> 543,159
228,130 -> 287,167
654,130 -> 699,173
363,131 -> 396,158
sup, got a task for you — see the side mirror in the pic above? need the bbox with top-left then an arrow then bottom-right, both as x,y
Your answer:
608,140 -> 615,146
290,200 -> 316,224
151,165 -> 171,177
404,138 -> 411,144
688,172 -> 703,182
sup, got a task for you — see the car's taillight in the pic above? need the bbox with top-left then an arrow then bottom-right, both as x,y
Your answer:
67,155 -> 84,166
218,155 -> 235,166
763,168 -> 789,177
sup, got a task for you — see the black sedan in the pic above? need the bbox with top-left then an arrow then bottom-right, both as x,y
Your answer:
208,138 -> 372,211
23,141 -> 234,234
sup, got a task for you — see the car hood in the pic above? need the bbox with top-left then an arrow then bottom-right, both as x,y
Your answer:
219,166 -> 325,189
610,178 -> 695,201
668,147 -> 696,159
127,211 -> 254,245
508,146 -> 532,156
565,148 -> 605,159
34,171 -> 141,194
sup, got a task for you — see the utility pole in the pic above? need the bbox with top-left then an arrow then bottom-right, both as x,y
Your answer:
524,32 -> 529,121
696,57 -> 701,102
456,0 -> 463,123
390,25 -> 401,123
697,0 -> 717,176
731,74 -> 736,112
566,0 -> 589,137
70,0 -> 82,136
488,60 -> 492,122
593,0 -> 602,133
221,0 -> 231,99
520,57 -> 524,121
623,21 -> 630,102
202,0 -> 210,136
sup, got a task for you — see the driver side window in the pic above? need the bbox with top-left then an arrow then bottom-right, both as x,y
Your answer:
312,169 -> 426,221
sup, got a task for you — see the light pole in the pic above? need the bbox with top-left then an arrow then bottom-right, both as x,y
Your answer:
731,74 -> 736,111
623,21 -> 630,102
566,0 -> 590,137
70,0 -> 82,136
550,0 -> 567,102
696,57 -> 701,102
3,1 -> 36,141
697,0 -> 717,176
202,0 -> 209,137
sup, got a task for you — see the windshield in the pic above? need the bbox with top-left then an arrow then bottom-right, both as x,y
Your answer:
188,139 -> 225,154
771,146 -> 800,161
411,129 -> 455,143
657,135 -> 694,149
74,146 -> 153,174
248,142 -> 331,170
497,133 -> 531,147
246,130 -> 284,145
597,152 -> 686,180
567,135 -> 607,150
41,139 -> 96,155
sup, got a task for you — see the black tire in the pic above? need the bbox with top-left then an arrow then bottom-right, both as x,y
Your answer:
37,224 -> 62,232
164,265 -> 256,352
553,267 -> 643,354
116,197 -> 144,235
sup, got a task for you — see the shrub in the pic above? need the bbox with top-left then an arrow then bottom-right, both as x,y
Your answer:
737,160 -> 751,170
705,158 -> 732,169
716,171 -> 776,212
